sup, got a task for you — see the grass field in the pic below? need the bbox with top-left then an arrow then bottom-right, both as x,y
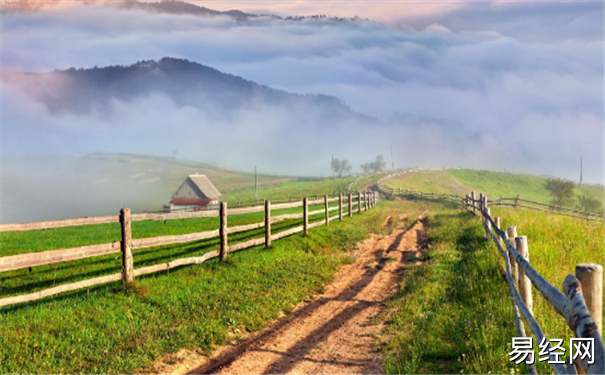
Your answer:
382,169 -> 604,209
220,177 -> 357,204
3,167 -> 602,374
0,198 -> 392,374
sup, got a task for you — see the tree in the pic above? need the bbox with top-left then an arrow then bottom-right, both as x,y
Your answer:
371,155 -> 386,173
544,178 -> 575,206
576,192 -> 603,215
360,155 -> 387,175
331,158 -> 352,178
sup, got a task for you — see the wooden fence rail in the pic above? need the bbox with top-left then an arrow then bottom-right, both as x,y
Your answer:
0,191 -> 379,308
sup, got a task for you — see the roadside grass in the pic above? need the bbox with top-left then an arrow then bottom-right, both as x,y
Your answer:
490,206 -> 604,373
382,207 -> 520,374
0,201 -> 396,374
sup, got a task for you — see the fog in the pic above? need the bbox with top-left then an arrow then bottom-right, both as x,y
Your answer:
1,1 -> 603,222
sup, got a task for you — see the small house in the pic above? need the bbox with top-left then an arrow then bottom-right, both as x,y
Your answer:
163,174 -> 221,212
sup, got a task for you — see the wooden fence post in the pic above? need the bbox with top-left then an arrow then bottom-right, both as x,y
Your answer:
265,200 -> 271,248
479,193 -> 484,211
220,202 -> 228,261
120,208 -> 134,286
303,197 -> 309,235
471,191 -> 476,213
576,263 -> 603,334
485,207 -> 491,240
339,194 -> 343,221
358,192 -> 362,214
515,236 -> 533,314
348,193 -> 352,218
514,194 -> 520,208
324,195 -> 329,226
507,226 -> 519,285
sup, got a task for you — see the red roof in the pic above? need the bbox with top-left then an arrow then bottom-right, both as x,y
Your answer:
169,198 -> 213,205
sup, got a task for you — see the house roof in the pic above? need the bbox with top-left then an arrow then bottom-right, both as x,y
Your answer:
169,198 -> 213,206
188,174 -> 221,199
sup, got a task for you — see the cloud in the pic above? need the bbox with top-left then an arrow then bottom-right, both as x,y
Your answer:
1,0 -> 603,186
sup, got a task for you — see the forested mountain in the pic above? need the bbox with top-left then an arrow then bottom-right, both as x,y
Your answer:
4,57 -> 372,123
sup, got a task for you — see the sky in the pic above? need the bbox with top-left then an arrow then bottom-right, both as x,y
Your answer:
1,0 -> 604,183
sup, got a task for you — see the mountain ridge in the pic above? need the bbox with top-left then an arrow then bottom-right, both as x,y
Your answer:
4,57 -> 375,123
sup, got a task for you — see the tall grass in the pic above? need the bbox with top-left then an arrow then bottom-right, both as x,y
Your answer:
490,206 -> 604,374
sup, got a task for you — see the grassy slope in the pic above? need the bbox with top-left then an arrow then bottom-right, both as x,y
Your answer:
0,200 -> 397,374
383,169 -> 604,207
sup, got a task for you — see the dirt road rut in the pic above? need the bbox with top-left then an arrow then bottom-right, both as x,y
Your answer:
176,214 -> 427,375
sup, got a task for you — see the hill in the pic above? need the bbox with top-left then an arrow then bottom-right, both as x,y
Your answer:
381,168 -> 604,208
1,153 -> 293,224
2,57 -> 372,124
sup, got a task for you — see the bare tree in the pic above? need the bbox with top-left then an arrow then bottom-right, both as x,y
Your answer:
331,158 -> 352,178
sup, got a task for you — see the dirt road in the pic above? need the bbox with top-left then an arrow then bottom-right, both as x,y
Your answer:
155,214 -> 427,375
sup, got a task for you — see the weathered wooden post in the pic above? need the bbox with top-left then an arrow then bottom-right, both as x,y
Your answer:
471,191 -> 476,213
507,226 -> 519,284
514,194 -> 520,208
120,208 -> 134,286
220,202 -> 228,261
358,192 -> 362,214
339,194 -> 343,221
515,236 -> 533,314
303,197 -> 309,235
576,263 -> 603,334
348,193 -> 352,218
479,193 -> 484,212
324,195 -> 329,225
484,207 -> 492,240
265,200 -> 271,248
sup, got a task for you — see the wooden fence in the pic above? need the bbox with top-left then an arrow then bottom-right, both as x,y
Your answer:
376,183 -> 604,222
0,191 -> 379,308
376,183 -> 604,374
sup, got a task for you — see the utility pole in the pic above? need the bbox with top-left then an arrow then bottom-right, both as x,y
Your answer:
255,165 -> 258,201
580,155 -> 583,186
390,144 -> 394,171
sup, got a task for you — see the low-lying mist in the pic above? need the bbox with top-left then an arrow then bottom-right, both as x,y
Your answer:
1,1 -> 603,223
